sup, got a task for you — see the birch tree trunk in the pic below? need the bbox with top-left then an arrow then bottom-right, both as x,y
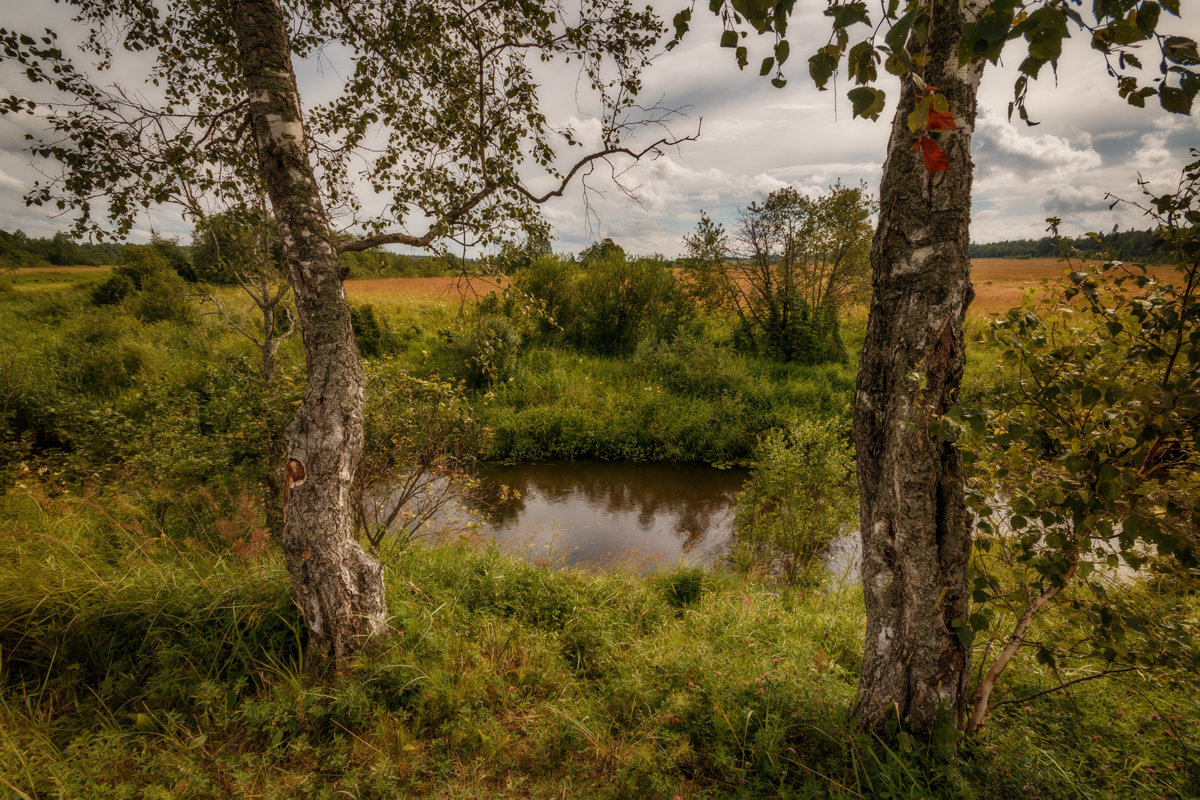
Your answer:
853,0 -> 986,734
231,0 -> 386,665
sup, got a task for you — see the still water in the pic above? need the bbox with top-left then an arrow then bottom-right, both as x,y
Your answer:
469,462 -> 749,569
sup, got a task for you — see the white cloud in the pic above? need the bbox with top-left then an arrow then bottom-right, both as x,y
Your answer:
0,1 -> 1196,255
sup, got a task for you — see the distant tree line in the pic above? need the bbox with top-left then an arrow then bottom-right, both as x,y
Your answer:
970,227 -> 1167,261
0,225 -> 459,278
0,228 -> 123,267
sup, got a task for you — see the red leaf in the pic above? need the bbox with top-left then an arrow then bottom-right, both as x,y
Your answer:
925,108 -> 957,131
920,136 -> 950,173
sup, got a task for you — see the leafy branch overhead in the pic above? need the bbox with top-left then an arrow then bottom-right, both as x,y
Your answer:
0,0 -> 693,252
670,0 -> 1199,152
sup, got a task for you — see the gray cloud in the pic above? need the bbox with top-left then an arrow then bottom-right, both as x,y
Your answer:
1,2 -> 1196,255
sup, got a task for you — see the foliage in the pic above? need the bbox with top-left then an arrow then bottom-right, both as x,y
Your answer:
440,314 -> 526,389
190,208 -> 281,286
970,226 -> 1168,261
0,227 -> 123,268
730,419 -> 858,583
2,488 -> 1197,799
508,250 -> 694,356
674,0 -> 1199,129
351,364 -> 490,554
682,183 -> 869,363
0,0 -> 681,254
569,252 -> 694,355
958,155 -> 1200,730
349,303 -> 397,358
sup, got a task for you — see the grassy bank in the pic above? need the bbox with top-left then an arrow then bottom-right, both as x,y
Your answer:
1,487 -> 1197,799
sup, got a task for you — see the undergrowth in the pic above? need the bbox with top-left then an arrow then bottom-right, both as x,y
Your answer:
1,487 -> 1196,800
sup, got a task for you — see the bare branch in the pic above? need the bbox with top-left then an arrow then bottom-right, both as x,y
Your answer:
989,667 -> 1139,710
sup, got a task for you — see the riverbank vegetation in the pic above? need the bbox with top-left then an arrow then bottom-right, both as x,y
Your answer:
1,170 -> 1198,795
2,484 -> 1198,799
2,242 -> 1197,799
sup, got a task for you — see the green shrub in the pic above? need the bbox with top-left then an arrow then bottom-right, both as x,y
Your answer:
567,253 -> 693,354
632,331 -> 752,398
655,565 -> 707,610
350,303 -> 396,357
90,272 -> 135,305
441,314 -> 523,388
509,254 -> 577,334
730,418 -> 857,583
56,313 -> 149,397
131,268 -> 194,323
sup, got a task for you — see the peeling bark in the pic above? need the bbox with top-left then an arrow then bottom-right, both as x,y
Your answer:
231,0 -> 385,665
853,0 -> 987,734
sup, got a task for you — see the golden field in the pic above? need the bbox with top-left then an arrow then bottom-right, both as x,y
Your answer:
13,259 -> 1178,318
970,257 -> 1176,316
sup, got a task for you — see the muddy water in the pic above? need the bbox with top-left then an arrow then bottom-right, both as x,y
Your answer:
470,462 -> 749,570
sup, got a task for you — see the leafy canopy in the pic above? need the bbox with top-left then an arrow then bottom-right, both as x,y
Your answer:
0,0 -> 678,249
669,0 -> 1199,123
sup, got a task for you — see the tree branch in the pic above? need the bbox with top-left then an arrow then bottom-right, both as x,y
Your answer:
336,126 -> 700,254
989,667 -> 1138,710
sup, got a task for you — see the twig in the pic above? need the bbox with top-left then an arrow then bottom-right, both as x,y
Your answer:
989,666 -> 1137,709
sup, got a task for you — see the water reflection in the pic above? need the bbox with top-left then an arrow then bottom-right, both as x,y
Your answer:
470,462 -> 748,569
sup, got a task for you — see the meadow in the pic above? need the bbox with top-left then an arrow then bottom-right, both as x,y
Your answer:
0,254 -> 1196,799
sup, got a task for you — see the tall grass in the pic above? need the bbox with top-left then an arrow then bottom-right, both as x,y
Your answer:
2,485 -> 1197,799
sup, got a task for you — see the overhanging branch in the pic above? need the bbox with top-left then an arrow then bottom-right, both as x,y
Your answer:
335,125 -> 700,254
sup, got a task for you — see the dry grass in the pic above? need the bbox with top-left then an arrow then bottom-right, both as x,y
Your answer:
344,275 -> 506,307
10,265 -> 111,275
970,257 -> 1176,316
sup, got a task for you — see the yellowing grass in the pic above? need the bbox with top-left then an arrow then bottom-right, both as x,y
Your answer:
344,275 -> 506,308
970,257 -> 1177,316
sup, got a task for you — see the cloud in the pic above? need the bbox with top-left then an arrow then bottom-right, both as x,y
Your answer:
0,1 -> 1196,255
0,168 -> 24,194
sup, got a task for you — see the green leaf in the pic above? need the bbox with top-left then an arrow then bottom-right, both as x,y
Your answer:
848,86 -> 885,120
885,7 -> 917,54
884,50 -> 909,76
759,56 -> 774,76
808,51 -> 838,88
1163,36 -> 1200,66
720,29 -> 738,48
1160,84 -> 1196,114
774,39 -> 790,65
827,2 -> 870,29
906,96 -> 930,132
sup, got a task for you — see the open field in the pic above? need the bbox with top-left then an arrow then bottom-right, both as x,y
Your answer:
343,259 -> 1180,317
971,257 -> 1177,315
345,274 -> 506,306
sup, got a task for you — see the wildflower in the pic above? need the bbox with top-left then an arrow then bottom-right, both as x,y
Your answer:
1151,712 -> 1161,721
1024,706 -> 1032,713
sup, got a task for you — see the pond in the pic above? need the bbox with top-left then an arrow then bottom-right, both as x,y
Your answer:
469,462 -> 748,570
466,461 -> 861,580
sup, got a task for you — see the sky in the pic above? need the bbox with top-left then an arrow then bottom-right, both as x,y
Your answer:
0,3 -> 1196,257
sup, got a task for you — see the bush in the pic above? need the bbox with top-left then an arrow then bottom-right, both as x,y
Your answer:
56,313 -> 149,397
633,331 -> 752,398
567,253 -> 693,354
131,267 -> 194,323
730,418 -> 857,583
90,272 -> 135,305
509,254 -> 577,334
441,314 -> 523,388
350,303 -> 398,357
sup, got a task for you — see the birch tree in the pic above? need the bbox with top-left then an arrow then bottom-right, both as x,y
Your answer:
1,0 -> 688,665
672,0 -> 1198,733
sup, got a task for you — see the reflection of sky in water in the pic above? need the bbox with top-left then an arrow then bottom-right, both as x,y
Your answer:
470,463 -> 749,570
